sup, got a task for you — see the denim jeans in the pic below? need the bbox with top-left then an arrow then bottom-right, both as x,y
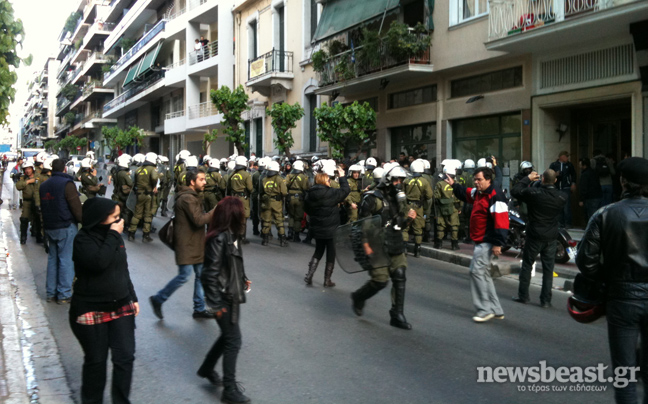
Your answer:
517,238 -> 557,304
606,299 -> 648,404
601,184 -> 614,207
70,313 -> 135,404
558,189 -> 572,227
198,304 -> 242,385
154,264 -> 205,312
45,223 -> 78,300
584,198 -> 602,223
470,242 -> 503,317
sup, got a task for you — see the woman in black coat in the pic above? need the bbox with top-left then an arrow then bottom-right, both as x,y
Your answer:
70,197 -> 139,404
304,166 -> 350,287
199,196 -> 251,404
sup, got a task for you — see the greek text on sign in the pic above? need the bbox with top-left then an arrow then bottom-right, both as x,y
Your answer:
250,58 -> 266,79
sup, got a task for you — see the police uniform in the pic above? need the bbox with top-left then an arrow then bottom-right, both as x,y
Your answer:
204,168 -> 225,211
345,175 -> 362,223
285,171 -> 309,241
158,165 -> 172,216
173,162 -> 185,192
80,169 -> 100,199
260,173 -> 288,246
351,184 -> 412,330
434,178 -> 461,249
16,171 -> 42,244
361,169 -> 374,191
402,175 -> 433,256
421,171 -> 435,242
251,169 -> 261,235
128,163 -> 158,241
112,167 -> 133,227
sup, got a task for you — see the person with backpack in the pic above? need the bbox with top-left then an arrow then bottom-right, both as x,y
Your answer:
591,149 -> 615,207
549,151 -> 577,227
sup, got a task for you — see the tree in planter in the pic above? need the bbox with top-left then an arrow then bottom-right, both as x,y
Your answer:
267,102 -> 305,159
102,125 -> 145,156
0,1 -> 32,127
203,129 -> 218,153
210,85 -> 250,155
61,84 -> 79,101
314,101 -> 376,160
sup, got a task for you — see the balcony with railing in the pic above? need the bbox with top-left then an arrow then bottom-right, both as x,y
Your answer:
103,19 -> 166,83
103,71 -> 166,117
246,49 -> 294,96
164,109 -> 186,134
189,41 -> 219,65
186,101 -> 222,130
314,39 -> 433,96
486,0 -> 647,52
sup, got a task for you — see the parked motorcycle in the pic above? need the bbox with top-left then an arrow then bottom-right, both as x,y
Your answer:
501,206 -> 577,264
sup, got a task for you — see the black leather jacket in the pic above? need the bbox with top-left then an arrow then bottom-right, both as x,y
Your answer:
576,194 -> 648,299
201,231 -> 248,323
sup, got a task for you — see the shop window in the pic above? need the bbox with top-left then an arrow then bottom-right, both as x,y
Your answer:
390,122 -> 436,164
451,67 -> 522,98
388,85 -> 436,109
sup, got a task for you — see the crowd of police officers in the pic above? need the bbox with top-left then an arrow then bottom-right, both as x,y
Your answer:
13,148 -> 502,330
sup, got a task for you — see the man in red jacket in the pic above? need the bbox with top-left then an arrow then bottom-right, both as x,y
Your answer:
446,167 -> 509,322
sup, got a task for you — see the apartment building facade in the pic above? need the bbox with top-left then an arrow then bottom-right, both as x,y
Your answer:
22,58 -> 60,148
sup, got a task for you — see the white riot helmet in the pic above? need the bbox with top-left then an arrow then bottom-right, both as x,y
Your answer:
235,156 -> 248,168
117,155 -> 131,168
366,157 -> 377,169
410,159 -> 425,174
35,151 -> 49,164
443,166 -> 457,176
311,155 -> 320,163
219,158 -> 227,166
158,155 -> 169,164
293,160 -> 305,172
258,157 -> 268,168
43,157 -> 55,171
322,164 -> 335,177
464,159 -> 475,169
203,155 -> 212,162
85,151 -> 95,160
422,159 -> 431,170
80,158 -> 93,169
520,161 -> 533,170
22,160 -> 34,170
477,158 -> 493,169
185,155 -> 199,168
249,155 -> 257,163
178,150 -> 191,161
385,165 -> 408,182
132,153 -> 145,165
359,160 -> 365,167
349,164 -> 362,173
145,152 -> 157,165
227,160 -> 236,171
372,167 -> 384,181
208,159 -> 220,169
267,161 -> 280,174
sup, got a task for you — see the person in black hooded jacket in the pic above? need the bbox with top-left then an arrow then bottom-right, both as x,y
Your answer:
70,197 -> 138,404
303,166 -> 350,287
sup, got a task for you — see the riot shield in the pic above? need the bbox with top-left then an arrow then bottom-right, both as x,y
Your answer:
126,190 -> 137,213
334,215 -> 390,274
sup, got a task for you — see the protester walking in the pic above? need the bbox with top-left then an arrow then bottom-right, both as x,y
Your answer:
70,198 -> 138,404
198,196 -> 251,404
39,159 -> 83,304
448,167 -> 509,322
576,157 -> 648,403
511,169 -> 566,308
303,167 -> 350,287
150,169 -> 215,319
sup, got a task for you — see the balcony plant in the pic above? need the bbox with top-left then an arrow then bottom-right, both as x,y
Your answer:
74,38 -> 83,50
267,102 -> 305,159
385,21 -> 430,61
61,84 -> 79,101
64,112 -> 75,124
64,12 -> 81,34
334,56 -> 355,82
120,38 -> 136,53
358,27 -> 381,72
311,49 -> 327,74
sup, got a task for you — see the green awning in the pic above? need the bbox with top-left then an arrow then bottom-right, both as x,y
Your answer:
136,42 -> 163,79
312,0 -> 400,43
123,60 -> 141,88
428,0 -> 435,30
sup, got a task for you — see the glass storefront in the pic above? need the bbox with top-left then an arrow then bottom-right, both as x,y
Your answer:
453,113 -> 521,167
390,122 -> 437,167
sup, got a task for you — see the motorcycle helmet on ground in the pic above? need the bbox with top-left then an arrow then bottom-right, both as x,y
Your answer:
567,274 -> 606,324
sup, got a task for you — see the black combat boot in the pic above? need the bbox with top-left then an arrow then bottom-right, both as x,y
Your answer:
451,240 -> 460,250
261,234 -> 269,246
287,228 -> 294,240
390,276 -> 412,330
433,239 -> 442,249
413,244 -> 421,258
351,281 -> 386,316
160,200 -> 168,217
293,232 -> 301,242
304,257 -> 319,286
143,233 -> 153,242
252,226 -> 260,236
221,382 -> 250,404
128,231 -> 135,242
19,218 -> 28,244
279,234 -> 289,247
323,262 -> 336,287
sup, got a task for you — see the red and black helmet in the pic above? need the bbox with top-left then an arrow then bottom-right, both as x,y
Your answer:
567,295 -> 605,324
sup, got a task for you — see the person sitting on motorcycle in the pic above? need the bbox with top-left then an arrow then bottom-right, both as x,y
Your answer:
510,161 -> 536,219
510,169 -> 567,308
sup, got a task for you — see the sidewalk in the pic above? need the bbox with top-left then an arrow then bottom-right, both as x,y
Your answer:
0,170 -> 73,404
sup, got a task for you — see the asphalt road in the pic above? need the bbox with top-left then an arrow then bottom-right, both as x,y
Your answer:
11,197 -> 627,404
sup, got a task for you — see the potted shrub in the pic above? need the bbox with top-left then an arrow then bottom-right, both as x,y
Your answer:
358,28 -> 381,72
385,21 -> 431,62
311,49 -> 328,73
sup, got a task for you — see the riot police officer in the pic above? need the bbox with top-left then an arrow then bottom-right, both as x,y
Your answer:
434,165 -> 461,250
403,160 -> 433,257
351,164 -> 416,330
251,158 -> 263,236
173,150 -> 190,192
362,157 -> 378,190
420,159 -> 435,243
227,156 -> 252,243
204,159 -> 225,211
285,160 -> 309,242
157,156 -> 172,216
260,160 -> 288,247
16,160 -> 42,244
112,154 -> 133,228
128,152 -> 159,242
79,158 -> 101,199
510,161 -> 534,220
345,165 -> 363,223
